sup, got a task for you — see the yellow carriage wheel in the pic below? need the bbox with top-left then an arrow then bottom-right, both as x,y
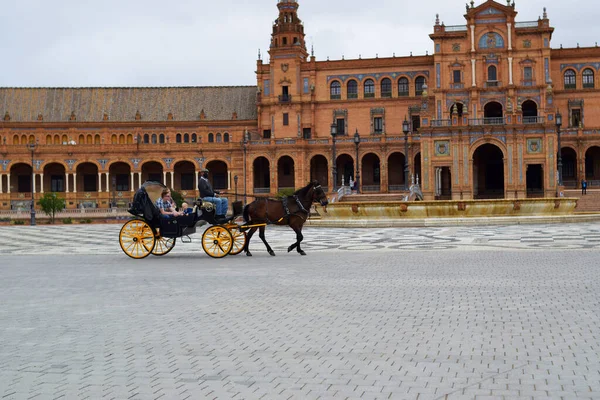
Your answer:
152,235 -> 176,256
202,226 -> 233,258
227,226 -> 247,256
119,219 -> 156,259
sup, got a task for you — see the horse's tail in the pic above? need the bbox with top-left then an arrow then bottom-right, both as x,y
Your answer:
243,203 -> 250,223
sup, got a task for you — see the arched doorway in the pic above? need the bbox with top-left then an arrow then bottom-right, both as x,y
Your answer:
450,103 -> 464,118
277,156 -> 295,191
585,146 -> 600,183
483,101 -> 503,124
8,163 -> 33,211
43,163 -> 66,193
310,155 -> 329,191
173,161 -> 196,192
362,153 -> 381,192
522,100 -> 538,123
336,154 -> 354,188
205,160 -> 228,191
387,152 -> 406,191
253,157 -> 271,194
76,162 -> 99,207
473,144 -> 504,199
526,164 -> 544,198
561,148 -> 577,188
109,162 -> 132,208
414,153 -> 422,185
141,161 -> 163,184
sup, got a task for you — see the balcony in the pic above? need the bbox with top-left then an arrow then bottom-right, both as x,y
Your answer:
485,81 -> 501,88
468,117 -> 506,126
450,83 -> 464,89
430,119 -> 452,127
278,94 -> 292,103
523,116 -> 545,124
521,80 -> 536,87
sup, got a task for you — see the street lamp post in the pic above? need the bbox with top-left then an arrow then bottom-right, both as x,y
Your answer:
353,129 -> 360,193
27,142 -> 38,226
402,116 -> 411,190
234,175 -> 238,202
242,130 -> 248,204
331,123 -> 337,191
556,110 -> 563,190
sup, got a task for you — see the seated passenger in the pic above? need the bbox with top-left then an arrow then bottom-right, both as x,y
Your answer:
198,168 -> 229,223
181,202 -> 194,214
155,188 -> 183,219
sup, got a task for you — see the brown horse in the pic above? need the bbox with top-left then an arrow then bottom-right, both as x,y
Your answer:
241,181 -> 328,256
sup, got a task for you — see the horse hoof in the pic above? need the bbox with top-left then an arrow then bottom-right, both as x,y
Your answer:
287,247 -> 293,253
269,251 -> 276,256
246,252 -> 253,257
299,251 -> 306,256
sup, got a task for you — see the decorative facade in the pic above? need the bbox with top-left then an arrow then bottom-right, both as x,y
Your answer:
1,0 -> 600,210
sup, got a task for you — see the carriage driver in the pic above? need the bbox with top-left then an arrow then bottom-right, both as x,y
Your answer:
198,168 -> 229,223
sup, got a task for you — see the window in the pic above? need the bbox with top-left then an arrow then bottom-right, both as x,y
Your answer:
263,129 -> 271,139
176,134 -> 182,143
524,66 -> 533,81
415,77 -> 426,96
488,65 -> 497,81
224,133 -> 229,143
364,79 -> 375,98
151,134 -> 157,144
264,79 -> 270,96
373,117 -> 383,134
303,128 -> 311,139
216,133 -> 222,143
208,133 -> 214,142
411,116 -> 421,132
330,81 -> 341,100
336,118 -> 345,136
184,133 -> 189,143
583,69 -> 595,89
143,134 -> 149,144
283,113 -> 289,126
571,109 -> 581,128
453,70 -> 461,83
564,70 -> 576,89
381,78 -> 392,98
398,78 -> 409,96
51,175 -> 64,192
159,134 -> 165,144
191,133 -> 197,143
347,80 -> 358,99
116,174 -> 129,191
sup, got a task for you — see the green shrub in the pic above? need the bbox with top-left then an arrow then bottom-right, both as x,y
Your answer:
79,219 -> 92,224
277,188 -> 295,198
62,218 -> 73,224
12,220 -> 25,225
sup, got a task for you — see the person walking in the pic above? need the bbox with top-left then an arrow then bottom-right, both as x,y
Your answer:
582,179 -> 588,195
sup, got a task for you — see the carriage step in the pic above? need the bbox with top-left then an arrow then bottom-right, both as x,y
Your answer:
180,235 -> 193,244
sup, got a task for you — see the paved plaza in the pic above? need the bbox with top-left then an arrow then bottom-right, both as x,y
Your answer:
0,223 -> 599,399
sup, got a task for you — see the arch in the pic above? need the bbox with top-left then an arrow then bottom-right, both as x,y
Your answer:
95,134 -> 101,144
310,154 -> 329,190
75,162 -> 100,193
330,80 -> 341,100
561,147 -> 577,186
159,134 -> 165,144
191,133 -> 197,143
173,160 -> 196,192
380,77 -> 392,97
12,135 -> 18,145
54,135 -> 60,145
252,156 -> 271,193
111,134 -> 117,144
126,134 -> 133,144
363,78 -> 375,98
387,152 -> 406,191
61,134 -> 68,144
204,160 -> 228,191
472,143 -> 505,199
361,153 -> 381,192
585,146 -> 600,182
224,132 -> 230,143
141,161 -> 165,184
8,162 -> 34,194
415,76 -> 426,96
86,135 -> 93,145
583,68 -> 595,89
522,100 -> 538,123
176,133 -> 182,143
143,134 -> 149,144
483,101 -> 503,122
449,102 -> 465,118
118,134 -> 125,145
78,134 -> 85,144
277,155 -> 295,190
208,133 -> 214,143
41,162 -> 67,193
414,152 -> 422,184
45,135 -> 52,145
183,133 -> 190,143
564,69 -> 576,89
397,77 -> 409,96
347,80 -> 358,99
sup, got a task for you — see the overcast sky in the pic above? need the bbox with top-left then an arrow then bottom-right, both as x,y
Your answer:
1,0 -> 597,88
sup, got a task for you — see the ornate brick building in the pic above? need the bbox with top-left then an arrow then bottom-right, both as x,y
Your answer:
1,0 -> 600,210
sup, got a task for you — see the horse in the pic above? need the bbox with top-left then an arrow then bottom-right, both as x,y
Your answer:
241,181 -> 328,256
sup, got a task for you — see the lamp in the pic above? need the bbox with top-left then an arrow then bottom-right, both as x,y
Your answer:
26,142 -> 38,225
556,110 -> 563,189
402,117 -> 410,190
353,129 -> 360,193
242,130 -> 249,204
330,122 -> 338,191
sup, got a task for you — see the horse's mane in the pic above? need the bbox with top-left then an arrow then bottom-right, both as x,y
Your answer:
293,181 -> 316,198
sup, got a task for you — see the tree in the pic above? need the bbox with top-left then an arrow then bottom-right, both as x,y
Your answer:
38,192 -> 66,224
170,189 -> 184,208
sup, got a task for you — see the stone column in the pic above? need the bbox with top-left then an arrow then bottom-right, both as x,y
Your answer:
507,23 -> 512,50
0,174 -> 3,194
98,172 -> 102,192
7,173 -> 10,193
163,171 -> 167,186
195,171 -> 199,190
137,172 -> 142,189
508,57 -> 514,85
66,173 -> 70,193
40,173 -> 44,193
471,59 -> 476,87
73,173 -> 77,193
106,173 -> 110,193
130,172 -> 135,192
470,25 -> 475,52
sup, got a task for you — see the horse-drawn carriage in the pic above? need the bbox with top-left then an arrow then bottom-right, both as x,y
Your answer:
118,181 -> 261,259
119,180 -> 328,259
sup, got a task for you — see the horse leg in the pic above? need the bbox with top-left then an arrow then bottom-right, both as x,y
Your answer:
294,228 -> 306,256
258,226 -> 276,256
244,227 -> 258,256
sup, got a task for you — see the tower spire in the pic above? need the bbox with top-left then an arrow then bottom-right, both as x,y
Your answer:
269,0 -> 308,59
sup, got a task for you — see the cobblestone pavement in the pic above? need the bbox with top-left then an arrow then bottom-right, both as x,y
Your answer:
3,222 -> 600,255
0,223 -> 599,399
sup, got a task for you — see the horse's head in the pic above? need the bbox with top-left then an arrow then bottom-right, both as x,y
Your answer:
311,181 -> 328,206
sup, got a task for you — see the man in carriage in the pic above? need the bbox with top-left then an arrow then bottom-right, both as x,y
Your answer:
198,168 -> 229,223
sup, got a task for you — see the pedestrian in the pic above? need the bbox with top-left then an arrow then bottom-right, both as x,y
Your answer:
582,179 -> 587,195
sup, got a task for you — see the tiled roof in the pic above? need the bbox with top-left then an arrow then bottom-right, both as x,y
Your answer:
0,86 -> 258,122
